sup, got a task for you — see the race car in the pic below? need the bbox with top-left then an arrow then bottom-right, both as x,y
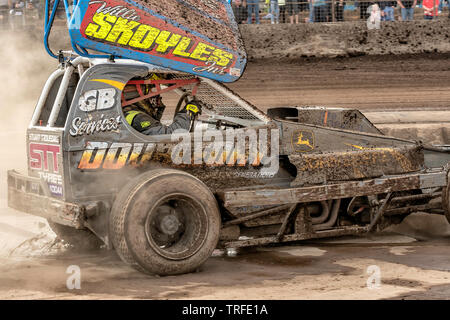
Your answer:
7,56 -> 450,275
7,0 -> 450,275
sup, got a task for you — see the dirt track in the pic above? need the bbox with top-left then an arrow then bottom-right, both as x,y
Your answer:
0,43 -> 449,299
0,213 -> 449,300
228,53 -> 450,111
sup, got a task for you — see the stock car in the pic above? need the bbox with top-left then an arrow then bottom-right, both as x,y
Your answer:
7,56 -> 450,275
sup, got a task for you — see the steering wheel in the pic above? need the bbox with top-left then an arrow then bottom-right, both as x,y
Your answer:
174,93 -> 198,132
174,93 -> 191,119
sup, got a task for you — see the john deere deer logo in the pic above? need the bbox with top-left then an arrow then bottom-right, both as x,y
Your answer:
292,130 -> 315,152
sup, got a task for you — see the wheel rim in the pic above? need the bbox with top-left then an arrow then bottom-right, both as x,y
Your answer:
144,193 -> 208,260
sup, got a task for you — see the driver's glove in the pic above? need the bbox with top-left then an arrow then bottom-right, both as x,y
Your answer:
184,101 -> 202,120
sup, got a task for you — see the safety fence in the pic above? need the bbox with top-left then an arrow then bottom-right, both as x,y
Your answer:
232,0 -> 450,24
0,0 -> 448,30
0,0 -> 44,29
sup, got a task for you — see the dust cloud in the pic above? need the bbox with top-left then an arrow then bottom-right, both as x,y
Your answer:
0,31 -> 57,258
0,31 -> 55,194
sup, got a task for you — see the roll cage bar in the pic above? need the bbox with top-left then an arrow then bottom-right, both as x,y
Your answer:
122,78 -> 201,107
44,0 -> 108,60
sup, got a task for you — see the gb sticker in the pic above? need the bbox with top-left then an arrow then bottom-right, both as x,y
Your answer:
79,88 -> 116,112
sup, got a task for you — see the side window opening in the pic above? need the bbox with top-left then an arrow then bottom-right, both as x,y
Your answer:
120,72 -> 263,136
120,75 -> 195,136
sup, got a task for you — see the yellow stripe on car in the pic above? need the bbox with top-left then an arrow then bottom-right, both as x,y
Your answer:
90,79 -> 126,90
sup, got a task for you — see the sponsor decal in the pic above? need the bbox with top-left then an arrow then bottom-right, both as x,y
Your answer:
171,128 -> 278,169
345,143 -> 391,151
78,128 -> 280,175
48,183 -> 64,196
80,0 -> 236,72
29,143 -> 64,197
229,67 -> 241,77
89,0 -> 140,21
29,143 -> 61,173
29,133 -> 59,144
192,60 -> 227,76
40,173 -> 64,196
79,88 -> 116,112
292,130 -> 315,152
38,172 -> 63,185
78,140 -> 267,170
78,142 -> 154,170
69,114 -> 122,136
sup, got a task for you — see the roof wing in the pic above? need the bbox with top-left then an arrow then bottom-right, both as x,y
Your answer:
67,0 -> 247,83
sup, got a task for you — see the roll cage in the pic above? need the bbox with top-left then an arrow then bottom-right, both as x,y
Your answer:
30,57 -> 271,133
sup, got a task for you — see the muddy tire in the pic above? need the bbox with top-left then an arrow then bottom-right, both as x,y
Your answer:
48,221 -> 103,251
111,169 -> 220,275
444,189 -> 450,225
444,170 -> 450,224
109,172 -> 154,273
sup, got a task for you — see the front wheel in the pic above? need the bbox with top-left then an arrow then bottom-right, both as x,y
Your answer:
444,190 -> 450,225
444,170 -> 450,224
111,169 -> 220,275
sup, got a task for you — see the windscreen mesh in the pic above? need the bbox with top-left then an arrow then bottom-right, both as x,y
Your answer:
170,74 -> 265,122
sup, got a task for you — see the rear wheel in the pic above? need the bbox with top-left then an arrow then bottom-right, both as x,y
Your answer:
110,169 -> 220,275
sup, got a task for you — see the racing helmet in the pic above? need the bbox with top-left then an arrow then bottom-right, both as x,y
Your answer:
122,74 -> 164,115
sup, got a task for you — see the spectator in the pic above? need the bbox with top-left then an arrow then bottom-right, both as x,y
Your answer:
267,0 -> 280,23
9,0 -> 24,10
308,0 -> 314,22
298,0 -> 309,22
286,0 -> 299,23
444,0 -> 450,17
326,0 -> 333,21
232,0 -> 247,24
0,0 -> 11,25
447,0 -> 450,18
438,0 -> 445,13
367,3 -> 381,28
312,0 -> 329,22
397,0 -> 416,20
380,0 -> 395,20
279,0 -> 287,22
335,0 -> 346,21
9,0 -> 25,29
246,0 -> 260,24
423,0 -> 438,19
358,1 -> 373,20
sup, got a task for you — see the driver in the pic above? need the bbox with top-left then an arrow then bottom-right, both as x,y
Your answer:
122,75 -> 201,135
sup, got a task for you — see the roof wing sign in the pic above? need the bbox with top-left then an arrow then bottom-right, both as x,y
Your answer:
68,0 -> 247,82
